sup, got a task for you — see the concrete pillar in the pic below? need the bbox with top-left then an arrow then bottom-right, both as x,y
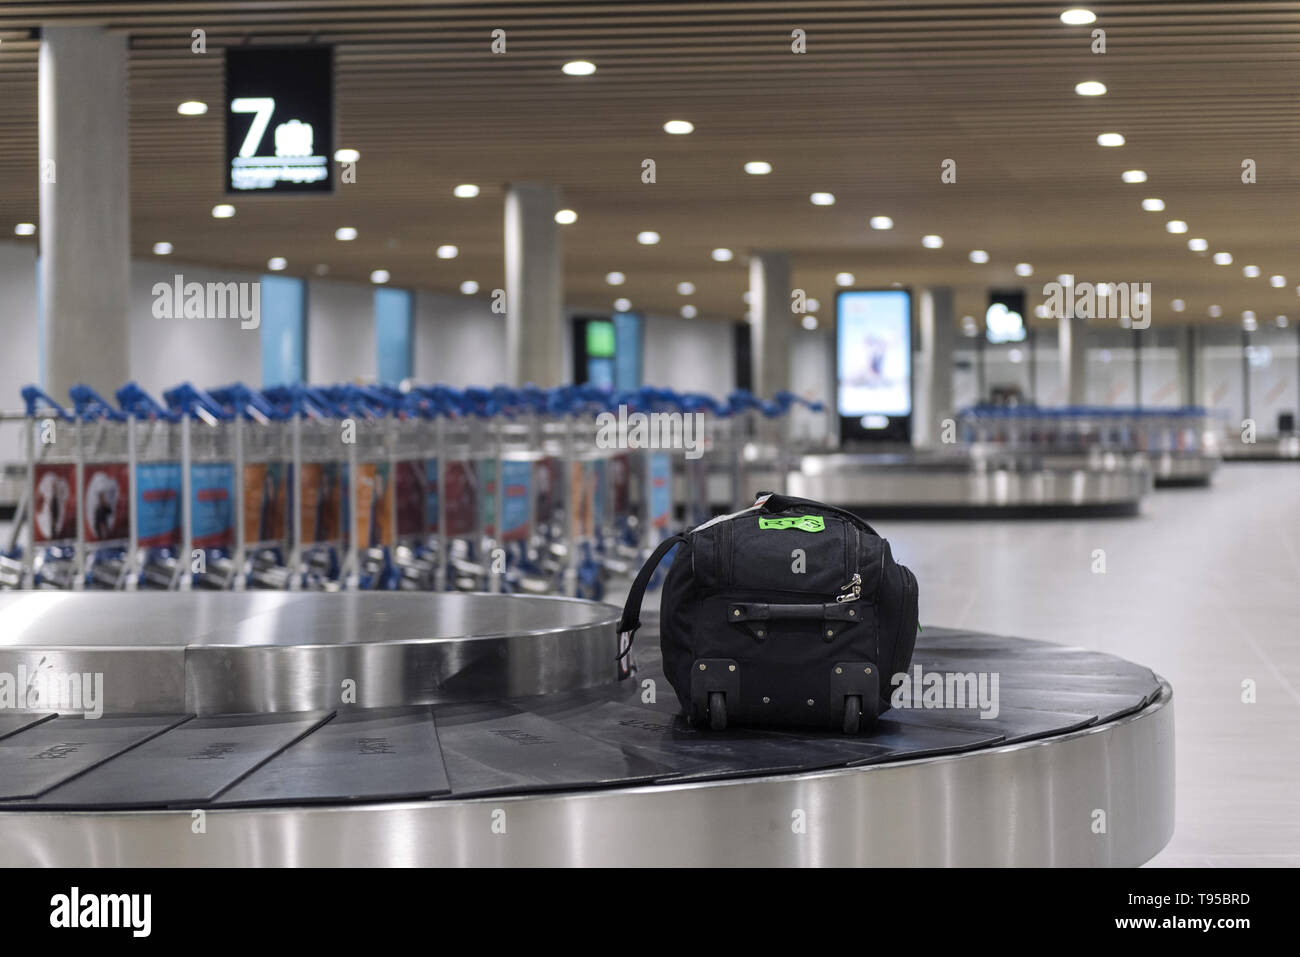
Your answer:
914,286 -> 955,446
39,26 -> 131,397
1059,315 -> 1088,405
1178,326 -> 1200,406
748,252 -> 791,396
504,183 -> 564,387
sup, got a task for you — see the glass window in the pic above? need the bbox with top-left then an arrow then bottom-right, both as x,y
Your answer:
1138,327 -> 1182,408
1201,325 -> 1246,427
1247,324 -> 1299,437
1085,326 -> 1136,406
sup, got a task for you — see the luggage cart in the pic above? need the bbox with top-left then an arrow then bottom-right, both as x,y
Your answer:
17,387 -> 80,589
208,384 -> 292,591
115,383 -> 186,590
165,384 -> 241,590
68,385 -> 133,590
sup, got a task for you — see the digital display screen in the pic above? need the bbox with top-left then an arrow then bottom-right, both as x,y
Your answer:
226,47 -> 333,194
836,290 -> 912,419
586,320 -> 615,358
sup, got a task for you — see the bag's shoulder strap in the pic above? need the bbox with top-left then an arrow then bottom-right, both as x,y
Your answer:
616,533 -> 688,663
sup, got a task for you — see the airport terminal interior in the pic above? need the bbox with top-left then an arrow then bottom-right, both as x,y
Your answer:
0,1 -> 1296,872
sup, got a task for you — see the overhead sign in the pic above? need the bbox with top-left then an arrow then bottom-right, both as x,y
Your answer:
987,290 -> 1027,344
226,46 -> 334,194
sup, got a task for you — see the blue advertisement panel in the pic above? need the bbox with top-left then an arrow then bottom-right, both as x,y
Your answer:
191,462 -> 236,549
500,460 -> 532,542
648,452 -> 672,531
136,462 -> 182,549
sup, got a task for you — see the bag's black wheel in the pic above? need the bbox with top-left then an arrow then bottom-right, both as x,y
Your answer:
842,695 -> 862,734
708,691 -> 727,731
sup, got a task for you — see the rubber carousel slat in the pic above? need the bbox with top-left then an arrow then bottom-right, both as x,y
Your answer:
0,714 -> 190,800
532,699 -> 890,782
27,711 -> 333,809
912,705 -> 1097,744
213,708 -> 450,807
434,704 -> 674,797
0,713 -> 56,742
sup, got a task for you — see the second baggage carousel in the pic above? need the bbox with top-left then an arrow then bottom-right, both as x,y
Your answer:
0,592 -> 1174,866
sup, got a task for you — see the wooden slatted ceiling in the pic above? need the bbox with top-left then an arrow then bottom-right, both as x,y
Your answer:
0,2 -> 1298,328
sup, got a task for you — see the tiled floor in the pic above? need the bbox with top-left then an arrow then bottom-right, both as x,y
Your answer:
882,462 -> 1300,867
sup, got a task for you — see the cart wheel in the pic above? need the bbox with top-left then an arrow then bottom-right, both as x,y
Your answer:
842,695 -> 862,734
708,691 -> 727,731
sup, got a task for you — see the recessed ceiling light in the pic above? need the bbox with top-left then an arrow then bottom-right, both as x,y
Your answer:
13,222 -> 36,236
680,304 -> 697,318
314,264 -> 329,276
152,241 -> 172,255
212,204 -> 236,219
969,250 -> 989,264
554,209 -> 578,225
810,192 -> 835,206
1171,299 -> 1186,312
1165,221 -> 1188,234
711,248 -> 733,262
1061,9 -> 1097,26
1213,252 -> 1233,265
1097,282 -> 1111,297
921,234 -> 943,249
370,269 -> 390,285
636,231 -> 660,245
453,184 -> 480,198
1277,316 -> 1289,328
806,298 -> 820,313
335,226 -> 357,241
744,161 -> 772,175
1243,265 -> 1261,278
605,271 -> 626,285
1141,198 -> 1165,211
663,119 -> 694,135
562,60 -> 596,76
1208,305 -> 1222,318
1058,273 -> 1075,285
835,272 -> 855,287
1122,170 -> 1147,184
1271,274 -> 1286,288
1242,311 -> 1258,331
436,245 -> 458,259
614,297 -> 632,312
460,280 -> 479,295
801,315 -> 819,330
177,100 -> 207,116
1188,237 -> 1208,252
870,215 -> 893,230
267,257 -> 287,271
333,148 -> 360,163
1075,80 -> 1107,96
743,291 -> 753,304
1097,132 -> 1125,147
1015,263 -> 1033,277
677,282 -> 695,295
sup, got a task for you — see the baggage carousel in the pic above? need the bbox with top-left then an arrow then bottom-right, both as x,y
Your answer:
0,592 -> 1174,866
760,451 -> 1151,518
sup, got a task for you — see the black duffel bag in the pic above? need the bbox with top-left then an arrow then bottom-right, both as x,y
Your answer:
618,492 -> 919,733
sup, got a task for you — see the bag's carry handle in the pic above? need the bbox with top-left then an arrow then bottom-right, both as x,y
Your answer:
616,533 -> 688,667
754,491 -> 880,538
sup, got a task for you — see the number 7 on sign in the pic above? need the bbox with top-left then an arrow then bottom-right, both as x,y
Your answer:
230,97 -> 276,157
